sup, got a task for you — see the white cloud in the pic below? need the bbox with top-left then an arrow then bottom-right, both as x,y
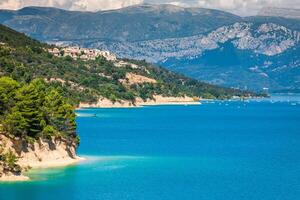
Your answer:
70,0 -> 143,11
0,0 -> 22,10
0,0 -> 143,11
0,0 -> 299,15
168,1 -> 190,7
160,0 -> 300,16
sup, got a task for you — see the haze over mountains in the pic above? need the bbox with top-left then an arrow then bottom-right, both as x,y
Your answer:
258,7 -> 300,19
1,4 -> 299,92
0,4 -> 242,41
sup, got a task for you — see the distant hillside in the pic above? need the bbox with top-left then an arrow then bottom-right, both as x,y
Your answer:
245,16 -> 300,31
0,4 -> 241,41
258,7 -> 300,19
2,4 -> 298,92
79,22 -> 300,92
0,24 -> 254,107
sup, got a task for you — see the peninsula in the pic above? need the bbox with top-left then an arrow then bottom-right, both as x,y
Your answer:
0,24 -> 261,181
0,77 -> 81,181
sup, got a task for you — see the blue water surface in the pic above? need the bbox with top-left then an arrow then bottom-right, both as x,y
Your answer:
1,94 -> 300,200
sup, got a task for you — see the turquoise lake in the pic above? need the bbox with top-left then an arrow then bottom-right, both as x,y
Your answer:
1,95 -> 300,200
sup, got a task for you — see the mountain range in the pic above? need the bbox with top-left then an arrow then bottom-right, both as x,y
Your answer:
0,23 -> 252,106
0,4 -> 241,41
0,4 -> 299,92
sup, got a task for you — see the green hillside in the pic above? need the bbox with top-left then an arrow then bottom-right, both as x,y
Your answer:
0,5 -> 241,41
0,24 -> 258,106
0,24 -> 260,176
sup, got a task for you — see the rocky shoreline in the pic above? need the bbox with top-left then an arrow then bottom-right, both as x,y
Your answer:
0,134 -> 83,182
79,95 -> 201,108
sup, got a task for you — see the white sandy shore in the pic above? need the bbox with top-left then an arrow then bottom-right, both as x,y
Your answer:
0,174 -> 30,182
23,156 -> 86,169
0,156 -> 85,182
79,95 -> 201,108
139,101 -> 201,106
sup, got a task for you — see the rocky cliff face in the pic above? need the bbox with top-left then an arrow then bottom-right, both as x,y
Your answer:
1,5 -> 299,92
87,22 -> 300,62
0,134 -> 80,180
78,22 -> 299,92
0,5 -> 241,41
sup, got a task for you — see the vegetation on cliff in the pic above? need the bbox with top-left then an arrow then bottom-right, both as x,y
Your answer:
0,147 -> 21,177
0,24 -> 258,106
0,76 -> 78,177
0,21 -> 264,179
0,77 -> 77,143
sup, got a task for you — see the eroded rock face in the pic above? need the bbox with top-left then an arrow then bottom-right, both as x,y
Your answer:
90,22 -> 300,62
0,162 -> 21,177
81,22 -> 299,92
0,134 -> 78,170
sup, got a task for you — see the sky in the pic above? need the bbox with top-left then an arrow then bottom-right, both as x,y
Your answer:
0,0 -> 299,16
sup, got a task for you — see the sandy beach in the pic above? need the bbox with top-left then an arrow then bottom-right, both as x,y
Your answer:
0,174 -> 30,182
19,156 -> 85,169
0,156 -> 85,182
79,95 -> 201,108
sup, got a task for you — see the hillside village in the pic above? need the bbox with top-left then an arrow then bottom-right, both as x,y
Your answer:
48,46 -> 144,71
48,46 -> 117,61
47,46 -> 160,88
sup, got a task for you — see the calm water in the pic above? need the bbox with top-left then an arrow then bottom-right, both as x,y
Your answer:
1,95 -> 300,200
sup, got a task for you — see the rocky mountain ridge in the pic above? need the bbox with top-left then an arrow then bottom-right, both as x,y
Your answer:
1,4 -> 299,92
81,22 -> 299,63
0,4 -> 241,41
65,22 -> 300,92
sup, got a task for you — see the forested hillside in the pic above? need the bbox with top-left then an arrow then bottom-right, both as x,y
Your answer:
0,77 -> 78,176
0,77 -> 77,142
2,5 -> 298,92
0,5 -> 241,41
0,24 -> 256,106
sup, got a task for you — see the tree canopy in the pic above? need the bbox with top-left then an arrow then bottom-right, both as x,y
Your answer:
0,77 -> 78,143
0,24 -> 259,107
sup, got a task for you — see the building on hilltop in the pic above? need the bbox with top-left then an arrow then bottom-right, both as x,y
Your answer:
48,46 -> 117,61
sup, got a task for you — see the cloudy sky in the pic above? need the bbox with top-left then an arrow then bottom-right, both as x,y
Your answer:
0,0 -> 299,16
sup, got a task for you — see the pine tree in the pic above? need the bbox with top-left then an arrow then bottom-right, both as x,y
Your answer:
9,79 -> 46,137
3,111 -> 27,137
1,77 -> 78,142
0,77 -> 19,115
43,89 -> 76,138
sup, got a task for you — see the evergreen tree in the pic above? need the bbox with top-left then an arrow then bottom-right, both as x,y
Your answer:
0,77 -> 19,115
3,111 -> 27,137
43,89 -> 76,138
1,76 -> 78,143
8,79 -> 46,137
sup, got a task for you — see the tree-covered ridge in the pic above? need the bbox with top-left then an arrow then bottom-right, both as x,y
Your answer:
0,24 -> 46,48
0,77 -> 78,143
0,76 -> 77,178
0,24 -> 259,106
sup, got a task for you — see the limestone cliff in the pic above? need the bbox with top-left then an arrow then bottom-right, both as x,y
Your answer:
0,134 -> 81,181
79,95 -> 200,108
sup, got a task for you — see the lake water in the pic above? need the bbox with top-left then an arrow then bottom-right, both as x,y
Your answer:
1,94 -> 300,200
